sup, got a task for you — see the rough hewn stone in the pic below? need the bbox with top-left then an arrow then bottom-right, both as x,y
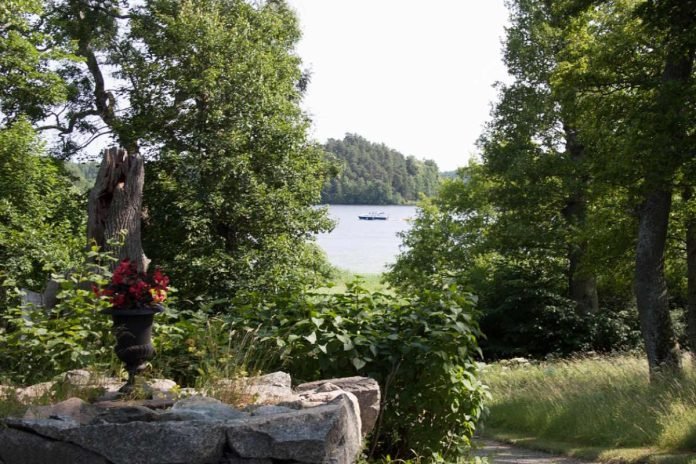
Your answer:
3,373 -> 379,464
0,385 -> 16,398
170,396 -> 248,421
16,381 -> 54,401
247,405 -> 295,416
226,394 -> 361,464
220,458 -> 274,464
0,427 -> 110,464
90,405 -> 162,424
297,377 -> 380,435
5,417 -> 81,440
68,422 -> 226,464
23,397 -> 99,425
236,371 -> 293,403
61,369 -> 93,386
94,398 -> 174,410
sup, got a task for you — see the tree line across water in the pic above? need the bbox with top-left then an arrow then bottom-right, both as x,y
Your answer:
69,133 -> 443,206
320,134 -> 440,205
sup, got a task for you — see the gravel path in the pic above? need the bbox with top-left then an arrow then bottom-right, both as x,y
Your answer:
474,439 -> 596,464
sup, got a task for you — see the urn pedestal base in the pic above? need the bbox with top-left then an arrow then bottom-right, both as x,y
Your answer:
102,306 -> 163,394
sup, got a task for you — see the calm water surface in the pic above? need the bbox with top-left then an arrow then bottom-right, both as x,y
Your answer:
316,205 -> 417,274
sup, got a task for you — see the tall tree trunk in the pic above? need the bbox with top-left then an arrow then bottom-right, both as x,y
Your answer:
562,123 -> 598,315
87,147 -> 149,272
634,189 -> 680,376
683,187 -> 696,361
633,0 -> 695,378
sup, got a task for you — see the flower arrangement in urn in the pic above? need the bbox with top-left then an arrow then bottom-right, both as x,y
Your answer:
98,259 -> 170,393
95,259 -> 169,309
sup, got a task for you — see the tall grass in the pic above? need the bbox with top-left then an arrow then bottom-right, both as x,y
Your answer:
483,355 -> 696,451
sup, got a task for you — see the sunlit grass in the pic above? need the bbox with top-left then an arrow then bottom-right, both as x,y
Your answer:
482,354 -> 696,453
313,268 -> 391,294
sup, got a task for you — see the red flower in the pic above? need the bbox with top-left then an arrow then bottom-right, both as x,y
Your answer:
153,268 -> 169,288
113,293 -> 126,307
96,259 -> 171,310
129,280 -> 150,298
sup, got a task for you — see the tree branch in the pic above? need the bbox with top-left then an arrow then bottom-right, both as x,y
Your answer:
35,109 -> 101,133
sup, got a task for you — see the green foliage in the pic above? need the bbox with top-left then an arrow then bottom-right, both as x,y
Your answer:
151,307 -> 269,389
314,268 -> 389,295
63,160 -> 99,192
0,245 -> 114,385
230,276 -> 487,460
388,163 -> 643,359
129,0 -> 333,303
388,0 -> 696,362
321,134 -> 440,205
476,259 -> 642,359
0,0 -> 72,123
0,120 -> 85,308
483,355 -> 696,452
387,165 -> 493,293
1,0 -> 335,306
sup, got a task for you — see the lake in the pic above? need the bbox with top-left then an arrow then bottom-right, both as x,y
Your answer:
315,205 -> 418,274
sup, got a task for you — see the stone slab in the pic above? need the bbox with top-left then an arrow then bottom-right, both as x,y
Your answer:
0,427 -> 110,464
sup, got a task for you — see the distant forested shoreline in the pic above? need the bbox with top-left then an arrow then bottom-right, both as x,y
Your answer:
321,134 -> 440,205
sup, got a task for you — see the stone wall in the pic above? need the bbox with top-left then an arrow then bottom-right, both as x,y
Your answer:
0,373 -> 380,464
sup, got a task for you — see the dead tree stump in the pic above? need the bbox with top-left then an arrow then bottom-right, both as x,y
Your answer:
87,147 -> 150,272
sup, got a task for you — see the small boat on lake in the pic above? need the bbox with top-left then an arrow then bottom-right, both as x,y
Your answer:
358,211 -> 388,221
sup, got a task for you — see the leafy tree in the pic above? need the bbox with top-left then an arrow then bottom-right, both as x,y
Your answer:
3,0 -> 333,304
555,0 -> 696,375
479,0 -> 601,314
126,0 -> 333,301
0,0 -> 71,124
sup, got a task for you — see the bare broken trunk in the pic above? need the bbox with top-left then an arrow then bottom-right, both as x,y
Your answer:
87,147 -> 150,272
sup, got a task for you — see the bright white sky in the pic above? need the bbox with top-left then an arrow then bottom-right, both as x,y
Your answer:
287,1 -> 511,172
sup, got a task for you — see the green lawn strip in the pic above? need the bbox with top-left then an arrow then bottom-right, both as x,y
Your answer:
313,269 -> 390,294
481,427 -> 696,464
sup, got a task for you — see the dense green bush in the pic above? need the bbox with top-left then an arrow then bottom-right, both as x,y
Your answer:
229,276 -> 488,460
477,260 -> 642,359
476,260 -> 585,358
0,121 -> 85,310
388,178 -> 643,361
0,246 -> 114,384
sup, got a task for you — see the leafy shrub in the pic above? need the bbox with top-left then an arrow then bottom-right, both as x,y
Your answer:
476,260 -> 589,359
0,245 -> 114,384
230,276 -> 488,460
476,260 -> 642,359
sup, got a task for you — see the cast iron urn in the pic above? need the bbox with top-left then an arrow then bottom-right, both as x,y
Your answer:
102,305 -> 163,393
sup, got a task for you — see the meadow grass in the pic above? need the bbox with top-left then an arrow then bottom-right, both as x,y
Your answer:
313,268 -> 390,294
482,354 -> 696,457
